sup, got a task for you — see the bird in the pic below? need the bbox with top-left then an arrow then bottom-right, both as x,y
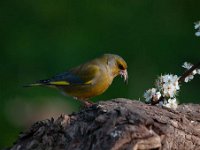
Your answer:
26,54 -> 128,106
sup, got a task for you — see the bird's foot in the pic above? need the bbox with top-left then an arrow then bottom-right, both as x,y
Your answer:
83,101 -> 94,107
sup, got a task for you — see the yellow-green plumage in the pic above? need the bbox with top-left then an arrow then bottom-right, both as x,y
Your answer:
27,54 -> 128,105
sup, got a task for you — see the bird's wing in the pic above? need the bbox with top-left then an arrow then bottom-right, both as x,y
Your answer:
38,65 -> 100,86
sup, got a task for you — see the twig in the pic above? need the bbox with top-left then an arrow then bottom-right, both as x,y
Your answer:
178,62 -> 200,83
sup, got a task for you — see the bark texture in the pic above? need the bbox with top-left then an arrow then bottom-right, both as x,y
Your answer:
8,99 -> 200,150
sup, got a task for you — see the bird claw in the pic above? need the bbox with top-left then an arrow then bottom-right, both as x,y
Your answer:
83,101 -> 94,107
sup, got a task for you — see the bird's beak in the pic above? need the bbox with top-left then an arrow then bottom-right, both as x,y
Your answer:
120,69 -> 128,84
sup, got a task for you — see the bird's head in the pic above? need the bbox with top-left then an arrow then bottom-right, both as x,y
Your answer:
104,54 -> 128,84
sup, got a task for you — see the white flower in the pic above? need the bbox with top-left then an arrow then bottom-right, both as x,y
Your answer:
156,74 -> 180,98
173,80 -> 180,90
152,92 -> 161,101
197,69 -> 200,75
194,21 -> 200,29
182,62 -> 199,82
195,31 -> 200,37
170,75 -> 180,90
161,74 -> 179,84
182,62 -> 193,70
192,69 -> 197,75
194,21 -> 200,36
163,98 -> 178,109
184,75 -> 194,83
144,88 -> 157,102
162,83 -> 177,98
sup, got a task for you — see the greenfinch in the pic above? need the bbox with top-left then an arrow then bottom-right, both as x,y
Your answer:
26,54 -> 128,106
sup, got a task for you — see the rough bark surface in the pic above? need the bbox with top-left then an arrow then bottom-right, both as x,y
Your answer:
8,99 -> 200,150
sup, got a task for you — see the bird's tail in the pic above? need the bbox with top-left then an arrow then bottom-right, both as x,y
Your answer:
23,83 -> 43,87
23,79 -> 50,87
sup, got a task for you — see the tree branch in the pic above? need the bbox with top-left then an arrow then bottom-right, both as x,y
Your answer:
179,62 -> 200,83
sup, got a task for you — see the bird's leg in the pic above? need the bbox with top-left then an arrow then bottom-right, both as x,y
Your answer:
74,97 -> 94,107
83,101 -> 94,107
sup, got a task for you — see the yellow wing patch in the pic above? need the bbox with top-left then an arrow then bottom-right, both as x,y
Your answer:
49,81 -> 70,85
84,80 -> 93,85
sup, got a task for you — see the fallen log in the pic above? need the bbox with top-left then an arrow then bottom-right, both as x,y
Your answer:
8,98 -> 200,150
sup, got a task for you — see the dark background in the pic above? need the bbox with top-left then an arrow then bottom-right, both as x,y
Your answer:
1,0 -> 200,148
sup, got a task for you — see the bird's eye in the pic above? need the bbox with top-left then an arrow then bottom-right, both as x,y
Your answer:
118,64 -> 124,70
